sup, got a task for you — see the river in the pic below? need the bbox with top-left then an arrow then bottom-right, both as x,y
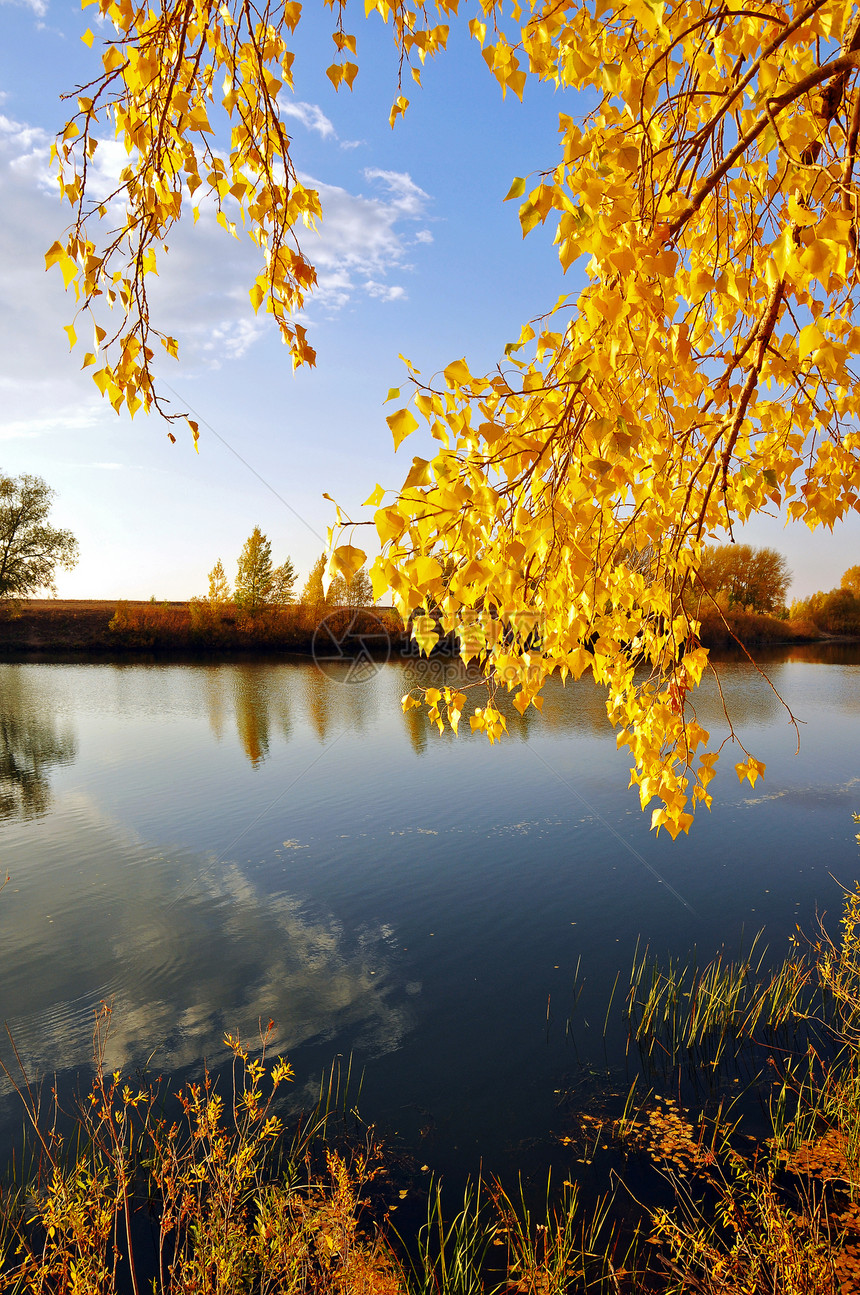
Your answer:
0,645 -> 857,1182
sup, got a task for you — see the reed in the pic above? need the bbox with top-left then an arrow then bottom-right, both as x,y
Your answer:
6,872 -> 860,1292
624,929 -> 821,1070
0,1008 -> 657,1295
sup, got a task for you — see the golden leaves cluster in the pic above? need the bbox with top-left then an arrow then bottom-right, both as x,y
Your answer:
51,0 -> 326,433
57,0 -> 860,832
356,0 -> 860,837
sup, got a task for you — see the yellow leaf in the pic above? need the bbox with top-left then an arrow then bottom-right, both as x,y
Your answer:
363,483 -> 385,507
376,507 -> 405,545
798,323 -> 824,361
411,555 -> 441,586
102,45 -> 125,72
385,387 -> 400,403
59,256 -> 77,289
81,27 -> 95,46
403,456 -> 431,488
443,358 -> 471,388
787,195 -> 817,228
63,324 -> 77,350
412,616 -> 439,656
330,545 -> 366,585
386,407 -> 419,450
389,95 -> 409,127
735,757 -> 766,788
504,176 -> 526,201
44,241 -> 65,270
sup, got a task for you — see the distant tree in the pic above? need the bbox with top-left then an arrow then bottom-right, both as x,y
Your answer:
233,529 -> 297,617
329,565 -> 375,612
190,557 -> 232,633
0,473 -> 78,601
300,553 -> 328,609
793,584 -> 860,636
207,559 -> 231,609
842,566 -> 860,599
817,588 -> 860,635
270,558 -> 297,608
234,527 -> 274,616
694,545 -> 790,615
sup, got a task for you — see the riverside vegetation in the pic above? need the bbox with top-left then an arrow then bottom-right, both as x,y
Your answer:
106,600 -> 403,656
3,541 -> 854,660
3,821 -> 860,1293
106,534 -> 394,656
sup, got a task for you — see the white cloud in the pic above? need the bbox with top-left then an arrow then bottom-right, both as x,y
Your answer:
0,121 -> 113,438
0,410 -> 105,441
302,168 -> 431,310
365,280 -> 406,302
415,229 -> 434,244
363,168 -> 429,216
1,113 -> 53,183
278,96 -> 363,151
0,113 -> 433,426
280,100 -> 336,139
199,316 -> 267,364
0,0 -> 48,14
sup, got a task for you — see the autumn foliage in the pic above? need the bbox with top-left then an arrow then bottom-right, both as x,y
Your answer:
791,564 -> 860,635
53,0 -> 860,833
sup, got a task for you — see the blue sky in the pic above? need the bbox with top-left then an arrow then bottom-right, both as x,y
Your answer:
0,0 -> 856,600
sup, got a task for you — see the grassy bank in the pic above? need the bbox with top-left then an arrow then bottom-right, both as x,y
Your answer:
0,599 -> 841,663
5,861 -> 860,1293
695,607 -> 826,651
0,601 -> 408,660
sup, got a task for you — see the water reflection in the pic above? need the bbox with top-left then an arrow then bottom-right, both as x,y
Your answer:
298,663 -> 381,742
397,653 -> 813,737
202,667 -> 293,766
0,670 -> 76,820
198,662 -> 388,761
0,796 -> 409,1087
184,648 -> 860,770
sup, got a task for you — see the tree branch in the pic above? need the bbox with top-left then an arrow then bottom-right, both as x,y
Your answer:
668,53 -> 860,240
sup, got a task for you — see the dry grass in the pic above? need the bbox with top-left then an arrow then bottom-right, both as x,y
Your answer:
0,600 -> 406,658
6,870 -> 860,1292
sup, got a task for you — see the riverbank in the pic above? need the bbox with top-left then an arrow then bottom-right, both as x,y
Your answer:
0,599 -> 838,662
695,605 -> 826,650
0,600 -> 410,660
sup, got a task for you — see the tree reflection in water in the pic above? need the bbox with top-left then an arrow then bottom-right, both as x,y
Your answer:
0,670 -> 76,820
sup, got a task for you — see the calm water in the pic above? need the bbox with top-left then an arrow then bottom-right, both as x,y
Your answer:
0,647 -> 858,1181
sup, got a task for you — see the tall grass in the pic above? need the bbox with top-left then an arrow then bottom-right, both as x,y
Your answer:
107,602 -> 404,654
0,1008 -> 650,1294
624,929 -> 822,1069
696,607 -> 819,650
8,872 -> 860,1292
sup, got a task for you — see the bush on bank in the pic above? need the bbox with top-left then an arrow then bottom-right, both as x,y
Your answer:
106,601 -> 405,654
